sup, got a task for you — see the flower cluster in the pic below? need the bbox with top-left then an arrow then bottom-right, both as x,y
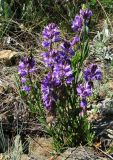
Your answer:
77,82 -> 91,108
42,23 -> 60,48
61,41 -> 75,56
41,62 -> 74,110
17,8 -> 103,149
41,8 -> 101,116
72,15 -> 83,32
18,56 -> 36,92
41,73 -> 58,110
53,63 -> 74,85
72,8 -> 94,112
80,9 -> 92,20
77,64 -> 102,111
84,64 -> 102,82
41,23 -> 76,110
72,9 -> 92,32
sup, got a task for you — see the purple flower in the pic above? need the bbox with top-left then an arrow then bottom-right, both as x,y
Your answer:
42,49 -> 72,68
18,69 -> 28,77
80,98 -> 87,107
84,64 -> 102,81
79,98 -> 87,116
53,63 -> 74,84
72,15 -> 83,32
61,41 -> 75,56
71,36 -> 80,46
77,82 -> 92,98
18,56 -> 36,77
42,23 -> 60,48
18,55 -> 36,92
77,82 -> 91,110
21,77 -> 26,83
80,9 -> 92,19
42,41 -> 50,48
41,73 -> 58,110
22,86 -> 30,92
18,61 -> 25,69
42,49 -> 59,68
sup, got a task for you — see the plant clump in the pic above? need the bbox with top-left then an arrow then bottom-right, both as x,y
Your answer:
17,6 -> 102,152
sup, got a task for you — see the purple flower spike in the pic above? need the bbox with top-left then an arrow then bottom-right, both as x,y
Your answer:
80,9 -> 92,19
18,56 -> 36,77
84,64 -> 102,81
18,55 -> 36,92
77,82 -> 92,98
41,73 -> 58,110
42,23 -> 60,48
72,15 -> 83,32
77,83 -> 91,110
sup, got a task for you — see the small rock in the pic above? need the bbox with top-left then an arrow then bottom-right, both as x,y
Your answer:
0,50 -> 18,65
98,98 -> 113,115
28,137 -> 52,160
93,116 -> 113,151
0,50 -> 17,60
57,146 -> 108,160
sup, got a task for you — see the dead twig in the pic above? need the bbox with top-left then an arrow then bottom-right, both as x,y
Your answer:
93,144 -> 113,160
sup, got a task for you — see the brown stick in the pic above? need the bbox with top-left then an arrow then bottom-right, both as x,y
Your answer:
93,145 -> 113,160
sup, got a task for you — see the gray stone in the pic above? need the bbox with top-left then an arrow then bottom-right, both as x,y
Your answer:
98,98 -> 113,115
93,116 -> 113,151
58,146 -> 108,160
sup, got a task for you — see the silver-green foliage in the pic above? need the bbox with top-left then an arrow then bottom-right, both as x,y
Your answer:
11,135 -> 23,160
90,21 -> 112,61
